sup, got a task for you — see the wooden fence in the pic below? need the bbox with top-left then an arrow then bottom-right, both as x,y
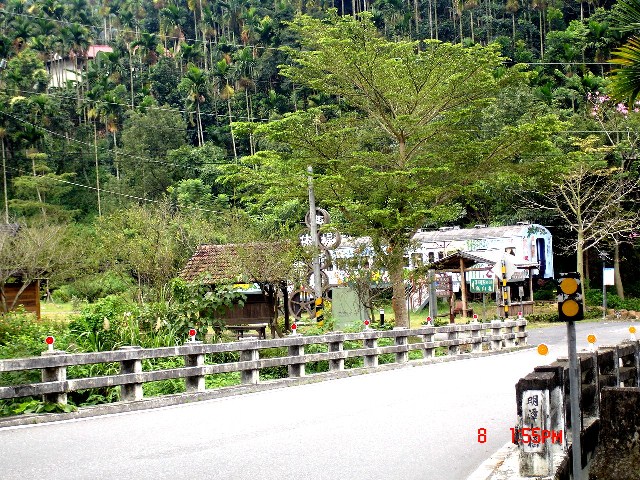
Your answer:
0,320 -> 527,407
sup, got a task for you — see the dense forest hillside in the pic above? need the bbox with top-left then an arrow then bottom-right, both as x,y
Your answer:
0,0 -> 639,307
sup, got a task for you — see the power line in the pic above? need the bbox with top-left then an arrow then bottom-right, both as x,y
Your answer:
1,86 -> 275,123
0,110 -> 252,170
4,164 -> 218,213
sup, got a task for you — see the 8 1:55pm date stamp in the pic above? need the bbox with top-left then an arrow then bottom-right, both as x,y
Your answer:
477,428 -> 563,445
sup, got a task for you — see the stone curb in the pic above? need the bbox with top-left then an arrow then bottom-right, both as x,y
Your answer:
0,344 -> 532,429
466,442 -> 519,480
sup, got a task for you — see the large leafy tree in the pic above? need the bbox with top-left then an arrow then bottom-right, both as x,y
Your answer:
237,13 -> 562,327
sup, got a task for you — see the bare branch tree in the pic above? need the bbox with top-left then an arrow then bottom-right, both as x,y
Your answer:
0,223 -> 68,312
523,161 -> 639,291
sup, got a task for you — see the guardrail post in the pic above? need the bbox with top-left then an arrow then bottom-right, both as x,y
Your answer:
288,343 -> 305,378
471,324 -> 482,354
616,342 -> 638,387
364,336 -> 378,368
41,349 -> 67,405
329,334 -> 344,372
119,346 -> 143,401
504,321 -> 516,348
491,321 -> 503,350
578,352 -> 599,420
184,342 -> 206,392
421,327 -> 435,358
448,326 -> 459,355
516,370 -> 566,477
240,342 -> 259,385
394,327 -> 409,364
516,319 -> 528,346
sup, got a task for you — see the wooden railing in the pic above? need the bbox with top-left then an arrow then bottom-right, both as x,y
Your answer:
0,320 -> 527,407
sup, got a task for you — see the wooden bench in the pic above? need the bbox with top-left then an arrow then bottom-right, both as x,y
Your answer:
226,323 -> 268,340
450,301 -> 473,321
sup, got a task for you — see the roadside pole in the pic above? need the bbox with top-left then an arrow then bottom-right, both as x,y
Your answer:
428,269 -> 438,321
602,260 -> 607,321
567,319 -> 582,480
307,166 -> 323,324
558,273 -> 585,480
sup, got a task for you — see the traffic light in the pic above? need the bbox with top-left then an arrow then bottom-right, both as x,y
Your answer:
557,273 -> 584,321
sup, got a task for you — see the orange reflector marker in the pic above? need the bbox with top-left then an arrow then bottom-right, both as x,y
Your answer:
561,299 -> 580,317
630,326 -> 637,334
537,344 -> 549,356
559,277 -> 579,295
587,334 -> 596,344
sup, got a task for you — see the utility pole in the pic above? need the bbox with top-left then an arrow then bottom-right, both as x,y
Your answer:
567,319 -> 583,480
307,166 -> 323,323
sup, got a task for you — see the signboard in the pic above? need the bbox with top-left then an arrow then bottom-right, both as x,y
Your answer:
435,274 -> 452,297
603,267 -> 615,286
470,278 -> 494,293
521,390 -> 547,453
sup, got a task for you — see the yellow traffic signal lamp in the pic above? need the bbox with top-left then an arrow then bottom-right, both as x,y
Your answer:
557,273 -> 584,321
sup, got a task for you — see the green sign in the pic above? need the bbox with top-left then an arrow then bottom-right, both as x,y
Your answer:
470,278 -> 494,293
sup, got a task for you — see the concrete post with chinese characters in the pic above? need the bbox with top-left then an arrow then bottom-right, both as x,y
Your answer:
516,370 -> 566,477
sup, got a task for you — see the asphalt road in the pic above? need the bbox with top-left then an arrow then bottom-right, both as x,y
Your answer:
0,321 -> 635,480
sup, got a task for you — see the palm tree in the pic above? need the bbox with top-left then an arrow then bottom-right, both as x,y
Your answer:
506,0 -> 519,45
452,0 -> 464,42
464,0 -> 478,43
214,58 -> 237,160
531,0 -> 547,59
98,89 -> 126,180
609,0 -> 640,104
9,17 -> 33,53
132,32 -> 158,66
180,64 -> 209,146
233,47 -> 255,153
180,42 -> 202,71
160,4 -> 187,52
41,0 -> 65,19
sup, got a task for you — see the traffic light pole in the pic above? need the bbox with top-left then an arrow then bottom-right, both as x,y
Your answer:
567,319 -> 582,480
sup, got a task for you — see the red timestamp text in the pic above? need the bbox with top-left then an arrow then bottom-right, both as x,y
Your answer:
510,427 -> 563,444
475,428 -> 563,444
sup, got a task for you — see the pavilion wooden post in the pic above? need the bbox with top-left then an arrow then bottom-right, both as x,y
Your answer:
529,272 -> 534,302
460,257 -> 468,318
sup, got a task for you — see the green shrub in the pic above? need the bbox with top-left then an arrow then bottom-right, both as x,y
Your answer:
68,295 -> 138,351
57,272 -> 134,303
1,399 -> 76,416
526,312 -> 561,323
533,284 -> 556,301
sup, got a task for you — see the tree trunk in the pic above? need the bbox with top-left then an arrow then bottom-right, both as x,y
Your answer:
538,10 -> 544,59
2,139 -> 8,223
196,102 -> 204,146
227,98 -> 238,161
434,3 -> 438,39
576,230 -> 585,302
112,129 -> 119,180
31,154 -> 46,217
470,11 -> 474,43
389,259 -> 409,328
614,240 -> 624,299
129,48 -> 135,108
94,122 -> 102,216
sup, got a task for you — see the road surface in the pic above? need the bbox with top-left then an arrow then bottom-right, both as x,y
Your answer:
0,321 -> 634,480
